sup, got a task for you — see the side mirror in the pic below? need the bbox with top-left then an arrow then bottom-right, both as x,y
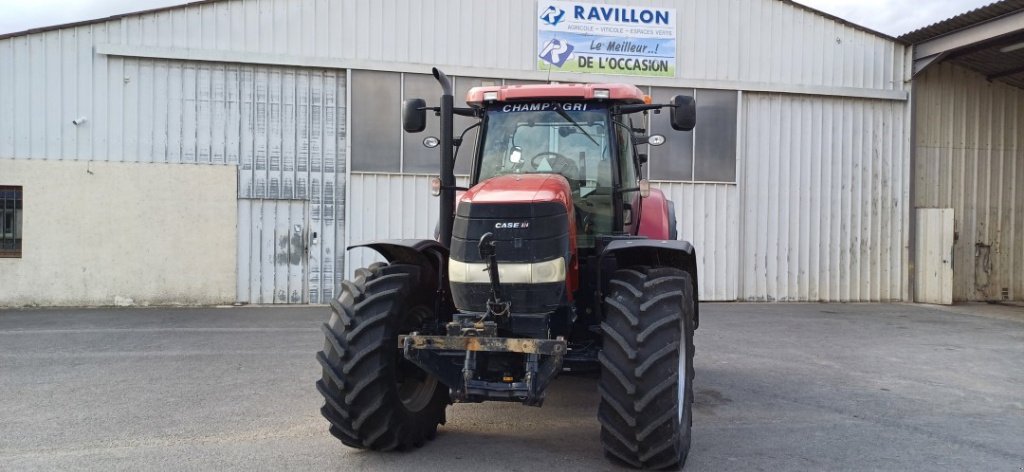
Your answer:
509,146 -> 524,164
670,95 -> 696,132
403,98 -> 427,133
632,134 -> 665,146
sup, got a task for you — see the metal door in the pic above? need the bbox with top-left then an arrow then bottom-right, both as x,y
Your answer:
237,199 -> 309,304
916,209 -> 954,305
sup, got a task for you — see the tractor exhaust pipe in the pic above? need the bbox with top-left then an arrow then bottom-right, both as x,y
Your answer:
433,67 -> 456,249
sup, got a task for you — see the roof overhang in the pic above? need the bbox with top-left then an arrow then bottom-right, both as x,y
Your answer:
909,8 -> 1024,88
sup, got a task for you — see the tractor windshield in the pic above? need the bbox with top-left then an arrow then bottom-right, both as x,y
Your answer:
477,102 -> 615,247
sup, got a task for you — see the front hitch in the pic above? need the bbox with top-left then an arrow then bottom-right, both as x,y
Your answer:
399,332 -> 566,406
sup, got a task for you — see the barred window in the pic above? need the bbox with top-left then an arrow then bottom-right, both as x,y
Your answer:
0,186 -> 23,258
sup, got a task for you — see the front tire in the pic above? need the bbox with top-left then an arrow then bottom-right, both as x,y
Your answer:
599,266 -> 696,469
315,262 -> 448,451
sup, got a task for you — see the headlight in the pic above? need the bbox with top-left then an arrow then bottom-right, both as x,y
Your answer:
449,257 -> 566,284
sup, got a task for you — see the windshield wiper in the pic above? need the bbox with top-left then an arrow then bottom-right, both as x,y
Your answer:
553,106 -> 599,146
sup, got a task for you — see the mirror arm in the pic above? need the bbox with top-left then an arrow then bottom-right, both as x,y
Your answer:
423,106 -> 476,117
613,103 -> 670,115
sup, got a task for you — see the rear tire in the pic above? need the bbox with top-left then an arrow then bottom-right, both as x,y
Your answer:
315,262 -> 449,451
599,266 -> 696,470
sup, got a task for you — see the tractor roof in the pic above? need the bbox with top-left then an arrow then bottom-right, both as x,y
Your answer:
466,83 -> 648,106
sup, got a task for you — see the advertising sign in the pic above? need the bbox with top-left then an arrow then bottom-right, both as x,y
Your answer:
537,1 -> 677,77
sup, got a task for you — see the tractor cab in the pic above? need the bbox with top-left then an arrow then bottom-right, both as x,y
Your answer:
474,96 -> 630,249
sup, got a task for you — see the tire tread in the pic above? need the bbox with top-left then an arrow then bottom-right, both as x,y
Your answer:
599,266 -> 696,470
315,263 -> 447,451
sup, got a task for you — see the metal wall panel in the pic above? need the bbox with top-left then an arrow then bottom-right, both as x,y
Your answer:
0,47 -> 351,303
0,0 -> 907,147
677,0 -> 903,90
234,64 -> 348,304
345,173 -> 469,276
740,93 -> 910,301
237,199 -> 308,304
914,62 -> 1024,301
654,182 -> 740,301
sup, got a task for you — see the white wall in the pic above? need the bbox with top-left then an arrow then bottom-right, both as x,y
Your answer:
0,159 -> 237,306
740,93 -> 910,301
0,0 -> 907,122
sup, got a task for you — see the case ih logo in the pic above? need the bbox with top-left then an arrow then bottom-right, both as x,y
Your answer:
539,5 -> 566,26
495,222 -> 530,229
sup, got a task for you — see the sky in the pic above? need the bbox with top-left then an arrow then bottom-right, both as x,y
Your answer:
0,0 -> 998,38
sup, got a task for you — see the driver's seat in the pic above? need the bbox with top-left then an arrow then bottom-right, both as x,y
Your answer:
536,155 -> 581,193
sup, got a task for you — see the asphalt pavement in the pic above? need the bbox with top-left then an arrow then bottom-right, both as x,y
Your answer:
0,303 -> 1022,471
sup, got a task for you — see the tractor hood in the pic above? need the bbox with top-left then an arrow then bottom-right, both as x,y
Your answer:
459,174 -> 573,209
450,173 -> 579,314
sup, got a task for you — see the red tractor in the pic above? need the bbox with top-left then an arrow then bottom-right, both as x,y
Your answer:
316,68 -> 699,469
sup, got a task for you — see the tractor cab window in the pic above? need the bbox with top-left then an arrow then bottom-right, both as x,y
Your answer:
614,117 -> 640,192
478,102 -> 611,190
477,102 -> 615,247
614,116 -> 642,231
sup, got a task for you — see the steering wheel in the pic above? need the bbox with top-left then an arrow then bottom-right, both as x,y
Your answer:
530,151 -> 573,173
530,151 -> 580,192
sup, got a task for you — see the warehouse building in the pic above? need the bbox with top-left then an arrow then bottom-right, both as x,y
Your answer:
0,0 -> 1008,307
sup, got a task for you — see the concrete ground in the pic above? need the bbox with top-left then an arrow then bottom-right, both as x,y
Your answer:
0,303 -> 1022,471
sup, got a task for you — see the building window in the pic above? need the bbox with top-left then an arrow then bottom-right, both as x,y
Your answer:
0,186 -> 23,258
350,71 -> 402,173
647,87 -> 738,183
402,73 -> 444,174
354,71 -> 499,175
348,73 -> 740,181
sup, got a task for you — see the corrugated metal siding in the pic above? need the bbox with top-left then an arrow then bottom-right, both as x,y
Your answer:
345,173 -> 469,276
900,0 -> 1024,44
232,65 -> 347,304
740,93 -> 910,301
0,36 -> 349,303
677,0 -> 904,90
915,62 -> 1024,301
654,183 -> 740,301
237,198 -> 308,304
115,0 -> 904,92
0,0 -> 906,126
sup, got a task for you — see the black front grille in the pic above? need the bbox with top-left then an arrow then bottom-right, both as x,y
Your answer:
452,201 -> 570,264
451,201 -> 572,314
